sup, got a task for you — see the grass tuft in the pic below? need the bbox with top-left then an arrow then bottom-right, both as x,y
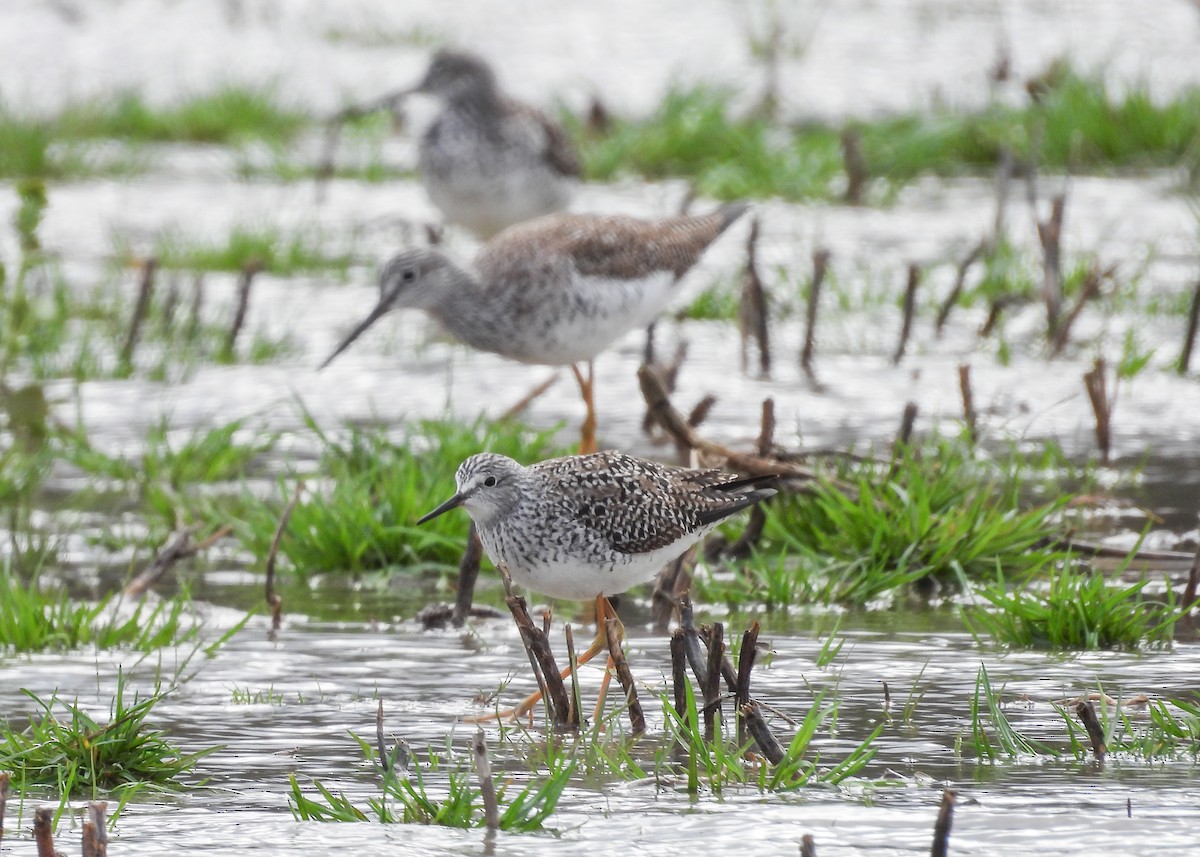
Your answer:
964,564 -> 1180,650
700,437 -> 1068,608
0,674 -> 220,795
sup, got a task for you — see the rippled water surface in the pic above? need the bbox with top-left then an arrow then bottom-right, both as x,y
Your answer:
3,1 -> 1200,854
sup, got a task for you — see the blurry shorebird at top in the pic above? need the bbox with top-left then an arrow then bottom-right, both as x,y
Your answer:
410,49 -> 582,239
319,203 -> 749,453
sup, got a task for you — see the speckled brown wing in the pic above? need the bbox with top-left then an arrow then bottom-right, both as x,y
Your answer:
478,204 -> 749,287
531,451 -> 774,555
507,101 -> 582,179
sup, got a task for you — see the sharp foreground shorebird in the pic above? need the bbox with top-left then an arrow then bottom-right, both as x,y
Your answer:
320,203 -> 748,453
418,450 -> 777,717
410,49 -> 581,238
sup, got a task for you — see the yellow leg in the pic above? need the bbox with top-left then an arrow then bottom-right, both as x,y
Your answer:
571,362 -> 598,455
474,595 -> 619,721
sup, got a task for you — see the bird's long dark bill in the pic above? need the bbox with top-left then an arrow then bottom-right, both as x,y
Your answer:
417,492 -> 466,524
317,299 -> 392,370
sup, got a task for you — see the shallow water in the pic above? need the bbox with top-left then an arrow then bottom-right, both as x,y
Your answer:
4,597 -> 1199,856
3,1 -> 1200,854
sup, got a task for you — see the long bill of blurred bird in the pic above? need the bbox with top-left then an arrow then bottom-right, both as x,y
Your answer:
417,449 -> 777,719
318,204 -> 748,454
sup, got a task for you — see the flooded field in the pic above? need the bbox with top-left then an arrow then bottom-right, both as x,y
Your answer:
3,2 -> 1200,856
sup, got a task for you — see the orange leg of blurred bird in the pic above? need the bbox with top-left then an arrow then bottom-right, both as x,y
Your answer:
571,362 -> 598,454
479,595 -> 621,721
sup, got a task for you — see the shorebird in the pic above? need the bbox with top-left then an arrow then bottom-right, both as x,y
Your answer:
418,450 -> 777,717
320,203 -> 748,453
411,49 -> 581,238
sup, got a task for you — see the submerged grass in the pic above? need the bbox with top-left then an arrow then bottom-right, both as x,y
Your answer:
220,415 -> 569,575
290,732 -> 572,831
0,673 -> 219,795
662,681 -> 882,794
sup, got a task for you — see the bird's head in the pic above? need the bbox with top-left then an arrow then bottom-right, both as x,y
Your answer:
318,248 -> 455,370
413,50 -> 497,102
418,453 -> 525,528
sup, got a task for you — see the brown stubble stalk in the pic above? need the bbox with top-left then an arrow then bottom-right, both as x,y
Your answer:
801,248 -> 831,388
891,263 -> 921,365
1178,278 -> 1200,375
603,617 -> 645,734
738,215 -> 771,378
120,257 -> 158,370
265,480 -> 305,633
224,258 -> 264,359
1082,358 -> 1113,465
930,790 -> 957,857
935,240 -> 986,337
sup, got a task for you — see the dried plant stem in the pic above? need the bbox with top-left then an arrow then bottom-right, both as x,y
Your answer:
930,790 -> 957,857
1075,700 -> 1107,761
224,259 -> 263,359
1037,194 -> 1067,337
1183,544 -> 1200,612
85,802 -> 108,857
472,729 -> 500,832
451,524 -> 484,627
265,480 -> 305,632
670,629 -> 690,728
958,363 -> 977,443
0,771 -> 8,846
125,522 -> 231,596
739,215 -> 771,377
638,365 -> 817,482
892,263 -> 921,365
841,129 -> 868,204
1178,279 -> 1200,375
120,257 -> 158,369
801,248 -> 831,383
604,618 -> 645,734
1051,263 -> 1113,356
1082,358 -> 1113,464
734,622 -> 760,744
741,701 -> 786,764
33,807 -> 56,857
992,147 -> 1014,245
935,241 -> 985,336
186,273 -> 205,341
703,621 -> 724,741
564,624 -> 582,728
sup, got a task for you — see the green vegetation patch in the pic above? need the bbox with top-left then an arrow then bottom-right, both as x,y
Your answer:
290,732 -> 571,830
0,675 -> 219,794
964,564 -> 1180,650
145,224 -> 355,277
571,71 -> 1200,201
699,437 -> 1068,608
221,415 -> 570,576
0,563 -> 215,654
0,86 -> 307,179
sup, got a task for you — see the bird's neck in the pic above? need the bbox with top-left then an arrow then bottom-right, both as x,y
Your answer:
447,84 -> 503,122
423,263 -> 506,353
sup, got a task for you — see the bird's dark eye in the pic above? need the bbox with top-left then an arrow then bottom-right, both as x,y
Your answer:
483,476 -> 497,487
402,269 -> 416,282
